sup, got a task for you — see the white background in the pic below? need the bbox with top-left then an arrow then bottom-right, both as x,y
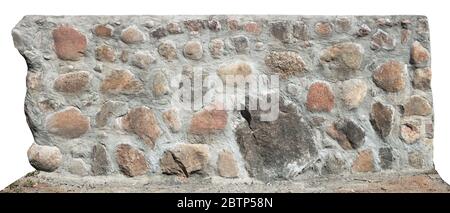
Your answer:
0,0 -> 448,189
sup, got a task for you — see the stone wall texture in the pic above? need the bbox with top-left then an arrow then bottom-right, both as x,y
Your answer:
13,15 -> 433,181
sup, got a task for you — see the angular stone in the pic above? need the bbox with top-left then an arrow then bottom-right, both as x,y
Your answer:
52,25 -> 87,61
131,51 -> 156,70
306,82 -> 334,112
352,150 -> 374,172
373,60 -> 406,92
231,35 -> 249,54
152,71 -> 170,97
183,40 -> 203,60
54,71 -> 90,93
121,106 -> 161,148
93,24 -> 113,38
357,24 -> 371,37
27,143 -> 62,172
400,121 -> 421,144
335,119 -> 365,149
335,17 -> 352,33
95,45 -> 115,62
217,62 -> 252,85
410,41 -> 430,66
162,109 -> 181,133
243,22 -> 261,34
265,51 -> 306,76
341,79 -> 367,109
314,21 -> 333,37
120,50 -> 129,63
207,19 -> 221,31
403,96 -> 432,116
116,144 -> 149,177
408,152 -> 423,169
370,102 -> 394,137
371,29 -> 396,51
320,42 -> 364,78
26,71 -> 42,91
120,25 -> 145,44
151,26 -> 167,39
91,143 -> 111,176
217,150 -> 239,178
68,158 -> 89,176
95,100 -> 128,127
270,21 -> 290,42
326,124 -> 353,150
158,41 -> 177,61
379,147 -> 393,169
100,69 -> 143,94
209,39 -> 225,58
236,103 -> 318,180
413,67 -> 432,90
189,103 -> 228,134
160,144 -> 209,177
46,107 -> 90,138
167,22 -> 183,34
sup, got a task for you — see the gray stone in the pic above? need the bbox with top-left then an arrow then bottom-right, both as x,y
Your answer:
91,144 -> 111,176
379,147 -> 393,169
231,35 -> 249,54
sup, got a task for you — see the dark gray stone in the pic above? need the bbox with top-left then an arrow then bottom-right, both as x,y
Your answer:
379,147 -> 393,169
231,35 -> 249,54
335,119 -> 365,149
91,144 -> 111,176
270,21 -> 290,43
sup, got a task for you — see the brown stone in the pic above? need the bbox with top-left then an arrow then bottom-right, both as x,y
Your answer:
95,45 -> 115,62
152,72 -> 170,97
352,150 -> 374,172
54,71 -> 90,93
411,41 -> 430,66
121,106 -> 161,148
27,143 -> 62,172
341,79 -> 367,109
167,22 -> 183,34
151,26 -> 167,39
120,25 -> 145,44
116,144 -> 149,177
160,144 -> 209,177
46,107 -> 90,138
326,124 -> 353,150
163,109 -> 181,133
52,25 -> 87,61
413,67 -> 432,90
207,19 -> 221,31
93,24 -> 113,38
183,40 -> 203,60
403,96 -> 432,116
370,102 -> 394,137
401,29 -> 411,45
270,21 -> 290,42
265,51 -> 306,76
131,51 -> 156,70
243,22 -> 261,34
100,69 -> 143,94
158,41 -> 177,61
373,60 -> 406,92
217,150 -> 239,178
335,17 -> 352,33
314,21 -> 333,37
184,19 -> 205,32
189,103 -> 228,134
227,18 -> 240,31
306,82 -> 334,112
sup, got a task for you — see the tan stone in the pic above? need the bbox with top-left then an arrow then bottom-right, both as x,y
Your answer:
158,41 -> 177,61
121,107 -> 161,148
183,40 -> 203,60
404,96 -> 432,116
54,71 -> 90,93
152,72 -> 170,97
95,45 -> 115,62
341,79 -> 367,109
189,103 -> 228,134
217,150 -> 239,178
209,39 -> 225,58
265,51 -> 306,76
93,24 -> 113,38
352,150 -> 374,172
320,42 -> 364,72
217,62 -> 252,85
46,107 -> 90,138
116,144 -> 149,177
413,67 -> 432,90
411,41 -> 430,65
52,25 -> 87,61
27,143 -> 62,172
314,21 -> 333,37
160,144 -> 209,177
100,70 -> 143,94
163,109 -> 181,133
370,102 -> 394,137
120,25 -> 145,44
243,22 -> 261,34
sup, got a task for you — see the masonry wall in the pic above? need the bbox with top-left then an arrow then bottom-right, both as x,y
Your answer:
13,15 -> 433,181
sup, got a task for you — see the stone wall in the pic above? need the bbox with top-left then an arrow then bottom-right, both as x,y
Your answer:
13,15 -> 433,181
